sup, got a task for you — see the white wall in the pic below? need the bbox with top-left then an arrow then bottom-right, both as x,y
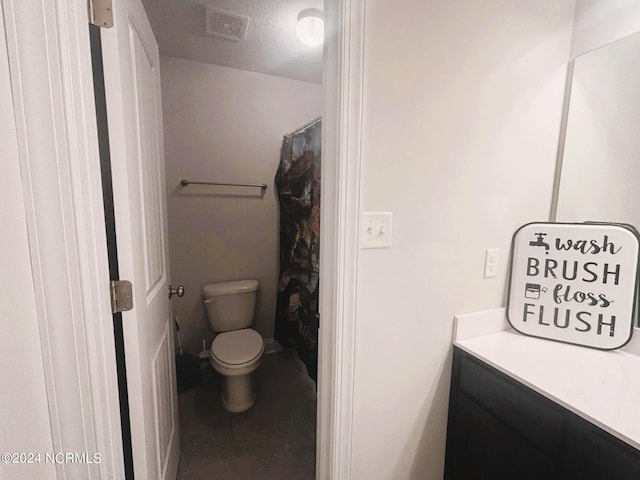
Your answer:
571,0 -> 640,58
351,1 -> 576,478
0,8 -> 56,479
161,56 -> 322,353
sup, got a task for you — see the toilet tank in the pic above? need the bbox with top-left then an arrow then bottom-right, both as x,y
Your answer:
202,279 -> 259,332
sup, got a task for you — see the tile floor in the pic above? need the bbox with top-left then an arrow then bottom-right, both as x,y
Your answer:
176,350 -> 316,480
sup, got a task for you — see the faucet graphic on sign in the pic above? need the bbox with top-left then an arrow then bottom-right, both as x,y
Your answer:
529,232 -> 550,253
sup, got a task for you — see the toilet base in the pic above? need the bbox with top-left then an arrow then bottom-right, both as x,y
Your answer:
220,373 -> 257,413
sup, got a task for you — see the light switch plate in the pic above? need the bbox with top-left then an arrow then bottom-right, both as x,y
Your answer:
361,212 -> 392,249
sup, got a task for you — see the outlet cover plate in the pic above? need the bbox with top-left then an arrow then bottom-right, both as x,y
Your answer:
484,248 -> 499,278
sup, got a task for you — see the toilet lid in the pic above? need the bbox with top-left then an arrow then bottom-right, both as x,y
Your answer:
211,329 -> 264,365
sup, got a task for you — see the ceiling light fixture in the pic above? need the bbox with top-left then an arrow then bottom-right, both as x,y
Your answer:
296,8 -> 324,47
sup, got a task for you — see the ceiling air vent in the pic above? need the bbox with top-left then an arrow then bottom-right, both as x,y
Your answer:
205,6 -> 249,42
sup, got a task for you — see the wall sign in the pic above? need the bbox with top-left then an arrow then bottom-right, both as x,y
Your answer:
507,222 -> 640,350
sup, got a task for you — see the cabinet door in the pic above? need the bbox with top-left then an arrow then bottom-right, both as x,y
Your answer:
446,348 -> 640,480
459,350 -> 564,457
562,415 -> 640,480
448,392 -> 560,480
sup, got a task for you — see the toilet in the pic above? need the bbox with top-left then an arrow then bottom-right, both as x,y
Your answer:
203,279 -> 264,413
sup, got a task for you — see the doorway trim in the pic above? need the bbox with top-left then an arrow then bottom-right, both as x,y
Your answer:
318,1 -> 365,479
3,0 -> 365,478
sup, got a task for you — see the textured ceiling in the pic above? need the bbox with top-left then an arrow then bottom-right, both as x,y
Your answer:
142,0 -> 323,84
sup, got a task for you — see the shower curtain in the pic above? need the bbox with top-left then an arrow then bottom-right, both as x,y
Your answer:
274,118 -> 321,381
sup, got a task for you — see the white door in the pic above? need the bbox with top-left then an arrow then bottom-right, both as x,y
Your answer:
100,1 -> 180,479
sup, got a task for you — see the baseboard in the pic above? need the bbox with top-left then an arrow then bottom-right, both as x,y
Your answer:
263,338 -> 316,396
290,349 -> 317,398
263,337 -> 283,354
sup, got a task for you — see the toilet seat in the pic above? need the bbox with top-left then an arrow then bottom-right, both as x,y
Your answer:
211,328 -> 264,367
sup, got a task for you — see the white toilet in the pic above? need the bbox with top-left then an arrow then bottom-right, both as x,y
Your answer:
202,279 -> 264,413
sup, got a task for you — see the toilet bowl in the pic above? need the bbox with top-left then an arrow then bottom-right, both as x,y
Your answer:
210,328 -> 264,412
203,279 -> 264,413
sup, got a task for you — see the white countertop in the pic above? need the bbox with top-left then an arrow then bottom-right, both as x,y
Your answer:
453,308 -> 640,450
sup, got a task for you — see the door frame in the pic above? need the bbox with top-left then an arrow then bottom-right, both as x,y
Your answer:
2,0 -> 365,478
317,1 -> 365,479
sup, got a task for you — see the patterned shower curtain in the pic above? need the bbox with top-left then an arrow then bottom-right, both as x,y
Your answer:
274,118 -> 321,382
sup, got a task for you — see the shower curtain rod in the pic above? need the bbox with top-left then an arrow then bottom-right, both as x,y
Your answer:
180,179 -> 268,191
284,116 -> 321,138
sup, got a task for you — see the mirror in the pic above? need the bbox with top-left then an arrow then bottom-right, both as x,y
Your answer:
554,30 -> 640,327
555,30 -> 640,225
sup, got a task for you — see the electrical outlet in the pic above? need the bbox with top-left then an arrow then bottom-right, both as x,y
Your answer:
361,212 -> 392,249
484,248 -> 499,278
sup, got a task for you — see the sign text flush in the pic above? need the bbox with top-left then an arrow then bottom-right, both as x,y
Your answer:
507,223 -> 640,350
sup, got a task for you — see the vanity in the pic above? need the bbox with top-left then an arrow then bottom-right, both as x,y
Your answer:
444,309 -> 640,480
443,9 -> 640,479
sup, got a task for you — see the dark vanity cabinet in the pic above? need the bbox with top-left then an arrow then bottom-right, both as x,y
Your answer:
445,347 -> 640,480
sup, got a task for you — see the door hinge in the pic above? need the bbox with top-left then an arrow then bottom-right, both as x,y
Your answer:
88,0 -> 114,28
110,280 -> 133,314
